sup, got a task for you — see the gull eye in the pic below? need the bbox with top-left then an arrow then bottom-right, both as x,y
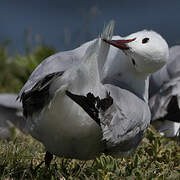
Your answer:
142,38 -> 149,44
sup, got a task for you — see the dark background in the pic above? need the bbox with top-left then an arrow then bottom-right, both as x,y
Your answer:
1,0 -> 180,53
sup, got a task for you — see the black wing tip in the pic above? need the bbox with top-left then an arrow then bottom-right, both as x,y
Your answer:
96,91 -> 113,112
66,90 -> 113,126
21,72 -> 64,118
66,90 -> 101,125
16,95 -> 20,101
164,96 -> 180,123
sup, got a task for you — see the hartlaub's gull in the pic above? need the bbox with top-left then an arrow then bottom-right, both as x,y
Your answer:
0,94 -> 24,139
18,21 -> 169,166
149,45 -> 180,141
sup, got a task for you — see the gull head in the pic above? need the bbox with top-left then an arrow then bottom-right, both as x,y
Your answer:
104,30 -> 169,74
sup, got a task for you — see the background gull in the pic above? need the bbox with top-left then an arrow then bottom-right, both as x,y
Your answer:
149,45 -> 180,141
19,21 -> 169,166
0,94 -> 24,140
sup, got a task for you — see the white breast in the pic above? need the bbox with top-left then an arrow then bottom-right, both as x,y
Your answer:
26,78 -> 104,160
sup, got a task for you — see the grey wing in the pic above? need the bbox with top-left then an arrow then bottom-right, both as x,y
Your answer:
149,65 -> 170,97
149,45 -> 180,122
21,71 -> 63,118
149,77 -> 180,139
149,45 -> 180,98
18,39 -> 97,98
169,45 -> 180,63
0,94 -> 22,109
18,50 -> 81,98
101,84 -> 151,156
0,94 -> 25,137
166,46 -> 180,78
149,76 -> 180,122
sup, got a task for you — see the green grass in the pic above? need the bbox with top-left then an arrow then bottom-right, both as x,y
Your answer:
0,44 -> 56,93
0,127 -> 179,180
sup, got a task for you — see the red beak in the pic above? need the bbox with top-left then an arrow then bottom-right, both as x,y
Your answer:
103,38 -> 136,50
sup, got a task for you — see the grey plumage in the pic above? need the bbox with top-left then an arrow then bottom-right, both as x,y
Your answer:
149,45 -> 180,139
22,72 -> 64,118
0,94 -> 25,139
101,84 -> 150,156
18,41 -> 94,98
0,93 -> 22,109
18,21 -> 152,160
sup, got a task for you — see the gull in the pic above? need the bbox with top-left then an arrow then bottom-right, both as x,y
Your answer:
149,45 -> 180,142
0,93 -> 24,139
18,21 -> 169,166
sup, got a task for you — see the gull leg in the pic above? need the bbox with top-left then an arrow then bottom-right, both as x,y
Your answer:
45,151 -> 53,167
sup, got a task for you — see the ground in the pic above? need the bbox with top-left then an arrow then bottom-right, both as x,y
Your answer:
0,126 -> 179,180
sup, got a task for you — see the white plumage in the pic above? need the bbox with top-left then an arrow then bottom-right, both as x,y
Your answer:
19,21 -> 169,163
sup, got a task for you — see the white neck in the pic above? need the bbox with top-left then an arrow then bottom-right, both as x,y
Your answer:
73,37 -> 150,102
102,46 -> 149,103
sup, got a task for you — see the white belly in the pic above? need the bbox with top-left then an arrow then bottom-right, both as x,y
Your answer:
27,90 -> 104,160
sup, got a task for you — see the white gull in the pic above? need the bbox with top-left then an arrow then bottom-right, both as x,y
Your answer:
149,45 -> 180,141
18,21 -> 169,165
0,93 -> 24,139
